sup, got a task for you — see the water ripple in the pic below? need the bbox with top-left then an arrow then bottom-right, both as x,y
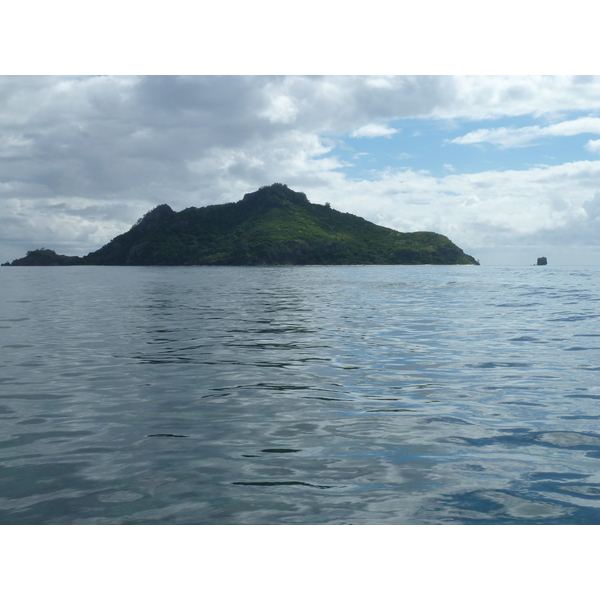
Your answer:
2,265 -> 600,523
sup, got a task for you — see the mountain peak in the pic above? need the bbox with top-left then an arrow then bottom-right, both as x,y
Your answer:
240,183 -> 309,207
133,204 -> 174,232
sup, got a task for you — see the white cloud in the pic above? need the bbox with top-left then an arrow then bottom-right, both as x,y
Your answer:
365,77 -> 397,89
302,159 -> 600,262
432,75 -> 600,120
585,139 -> 600,153
450,117 -> 600,148
583,192 -> 600,219
350,124 -> 399,138
260,95 -> 299,124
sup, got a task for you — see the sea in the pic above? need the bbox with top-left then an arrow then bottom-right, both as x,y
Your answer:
1,264 -> 600,525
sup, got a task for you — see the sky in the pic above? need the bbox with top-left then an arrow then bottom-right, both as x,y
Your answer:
3,74 -> 600,265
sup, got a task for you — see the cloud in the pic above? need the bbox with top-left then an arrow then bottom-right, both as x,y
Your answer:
583,192 -> 600,219
260,94 -> 299,124
585,139 -> 600,153
350,124 -> 399,138
432,75 -> 600,120
449,117 -> 600,148
0,134 -> 34,158
308,160 -> 600,260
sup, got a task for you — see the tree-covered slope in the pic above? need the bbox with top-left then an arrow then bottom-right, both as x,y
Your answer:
6,184 -> 480,266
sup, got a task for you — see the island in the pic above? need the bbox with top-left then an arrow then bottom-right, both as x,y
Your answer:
4,184 -> 479,266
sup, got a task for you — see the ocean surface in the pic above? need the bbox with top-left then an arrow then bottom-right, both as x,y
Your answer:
1,264 -> 600,524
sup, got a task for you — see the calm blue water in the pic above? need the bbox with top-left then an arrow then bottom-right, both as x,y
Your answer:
1,265 -> 600,524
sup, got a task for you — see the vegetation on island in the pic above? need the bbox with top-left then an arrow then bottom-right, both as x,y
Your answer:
4,184 -> 479,266
5,248 -> 83,266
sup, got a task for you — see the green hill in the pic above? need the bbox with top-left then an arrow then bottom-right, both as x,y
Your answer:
5,184 -> 479,266
5,248 -> 83,266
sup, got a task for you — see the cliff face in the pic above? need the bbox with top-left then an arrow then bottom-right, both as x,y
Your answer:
5,184 -> 480,266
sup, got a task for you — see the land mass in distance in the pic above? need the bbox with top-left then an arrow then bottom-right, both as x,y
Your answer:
3,184 -> 479,266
